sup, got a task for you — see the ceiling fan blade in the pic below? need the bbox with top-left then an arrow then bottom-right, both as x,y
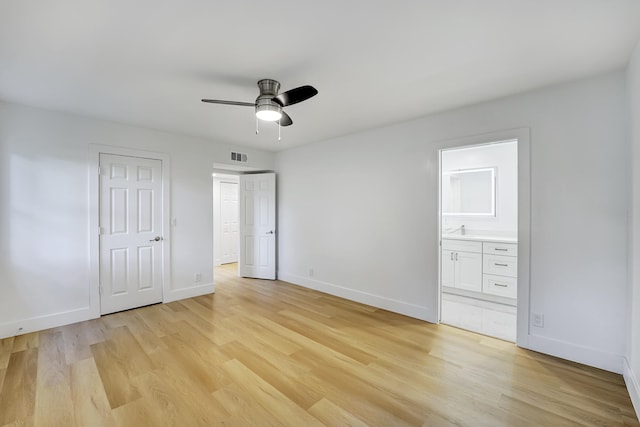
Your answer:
201,99 -> 255,107
279,111 -> 293,126
273,85 -> 318,107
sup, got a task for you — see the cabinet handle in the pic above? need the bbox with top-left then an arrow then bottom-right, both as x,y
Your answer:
494,283 -> 508,287
450,252 -> 454,261
455,253 -> 458,261
494,263 -> 508,267
494,248 -> 508,251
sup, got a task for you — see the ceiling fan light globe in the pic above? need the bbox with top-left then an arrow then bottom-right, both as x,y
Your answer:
255,105 -> 282,122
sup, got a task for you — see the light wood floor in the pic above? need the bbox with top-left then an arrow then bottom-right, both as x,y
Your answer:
0,264 -> 638,426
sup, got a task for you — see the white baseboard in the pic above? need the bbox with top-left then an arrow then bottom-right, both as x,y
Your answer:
164,282 -> 215,303
278,272 -> 435,322
0,307 -> 94,340
527,334 -> 624,374
624,358 -> 640,421
0,284 -> 215,340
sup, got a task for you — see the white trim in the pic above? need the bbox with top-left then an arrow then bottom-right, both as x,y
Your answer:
279,272 -> 432,321
435,128 -> 531,348
164,283 -> 215,303
528,334 -> 624,374
624,357 -> 640,420
89,144 -> 172,316
0,307 -> 92,340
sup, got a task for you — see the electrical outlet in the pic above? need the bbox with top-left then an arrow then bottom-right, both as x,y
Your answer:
532,312 -> 544,328
194,273 -> 202,282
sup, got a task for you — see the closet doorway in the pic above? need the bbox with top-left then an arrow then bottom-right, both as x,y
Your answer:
213,173 -> 240,272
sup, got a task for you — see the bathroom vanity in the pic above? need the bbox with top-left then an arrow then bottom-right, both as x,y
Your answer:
441,235 -> 517,305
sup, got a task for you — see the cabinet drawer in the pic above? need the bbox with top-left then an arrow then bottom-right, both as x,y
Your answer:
483,242 -> 517,257
483,275 -> 517,299
442,239 -> 482,253
483,254 -> 517,277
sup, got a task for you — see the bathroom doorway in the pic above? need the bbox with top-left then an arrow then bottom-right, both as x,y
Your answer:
439,140 -> 518,341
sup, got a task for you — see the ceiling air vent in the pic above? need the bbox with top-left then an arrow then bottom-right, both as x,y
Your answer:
231,152 -> 248,162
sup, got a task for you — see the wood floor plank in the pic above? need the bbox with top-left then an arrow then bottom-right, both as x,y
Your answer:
221,358 -> 324,427
70,358 -> 114,427
37,331 -> 69,388
308,397 -> 370,426
131,371 -> 225,426
0,348 -> 38,425
90,325 -> 154,409
213,383 -> 290,426
220,312 -> 302,356
11,333 -> 39,354
61,322 -> 93,364
33,382 -> 75,427
0,337 -> 14,369
274,309 -> 378,365
220,340 -> 322,409
0,263 -> 636,426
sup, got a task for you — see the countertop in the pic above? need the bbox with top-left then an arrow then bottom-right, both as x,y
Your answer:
441,234 -> 517,244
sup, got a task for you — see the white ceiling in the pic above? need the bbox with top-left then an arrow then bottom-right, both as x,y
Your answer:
1,1 -> 640,152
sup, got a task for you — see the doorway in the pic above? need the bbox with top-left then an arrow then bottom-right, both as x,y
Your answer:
439,140 -> 518,341
213,171 -> 277,282
94,150 -> 170,315
213,173 -> 240,270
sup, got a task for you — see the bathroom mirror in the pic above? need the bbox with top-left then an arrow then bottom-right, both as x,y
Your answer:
442,167 -> 496,216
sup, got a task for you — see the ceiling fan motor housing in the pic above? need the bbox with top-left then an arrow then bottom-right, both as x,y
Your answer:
255,79 -> 282,120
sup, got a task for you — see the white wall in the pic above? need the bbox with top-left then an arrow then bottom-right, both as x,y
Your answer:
441,140 -> 518,236
276,71 -> 629,373
0,101 -> 274,338
626,39 -> 640,417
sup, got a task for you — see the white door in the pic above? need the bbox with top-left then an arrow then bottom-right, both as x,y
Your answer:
220,182 -> 239,264
99,154 -> 164,314
239,173 -> 276,279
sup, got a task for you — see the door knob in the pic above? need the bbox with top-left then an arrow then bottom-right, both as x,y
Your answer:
149,236 -> 163,242
266,230 -> 274,235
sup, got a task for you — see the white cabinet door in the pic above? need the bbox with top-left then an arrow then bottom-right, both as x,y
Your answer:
455,251 -> 483,292
441,250 -> 456,288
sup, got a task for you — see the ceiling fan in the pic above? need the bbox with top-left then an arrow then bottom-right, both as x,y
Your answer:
201,79 -> 318,127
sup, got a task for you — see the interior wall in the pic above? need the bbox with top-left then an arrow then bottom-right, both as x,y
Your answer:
276,71 -> 629,373
627,39 -> 640,416
0,101 -> 274,338
441,140 -> 518,235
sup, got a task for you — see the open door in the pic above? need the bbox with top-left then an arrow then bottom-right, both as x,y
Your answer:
239,173 -> 276,279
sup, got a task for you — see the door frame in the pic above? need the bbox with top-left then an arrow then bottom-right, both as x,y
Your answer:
436,128 -> 531,348
89,144 -> 171,318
